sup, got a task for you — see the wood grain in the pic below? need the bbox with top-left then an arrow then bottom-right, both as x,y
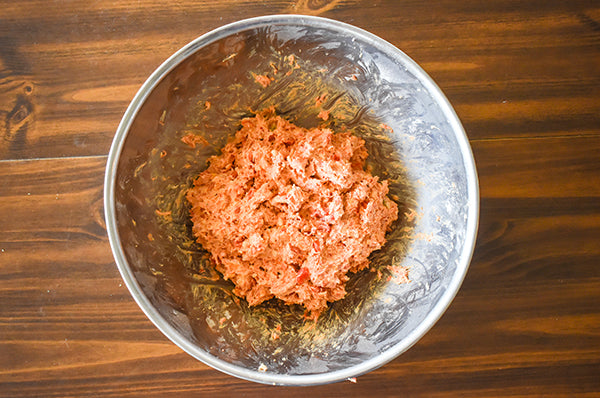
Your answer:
1,0 -> 599,396
1,145 -> 599,396
1,0 -> 599,159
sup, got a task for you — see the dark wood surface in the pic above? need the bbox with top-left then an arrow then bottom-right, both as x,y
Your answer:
1,1 -> 599,396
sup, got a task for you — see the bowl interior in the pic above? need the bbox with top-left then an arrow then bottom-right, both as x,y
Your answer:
109,16 -> 477,384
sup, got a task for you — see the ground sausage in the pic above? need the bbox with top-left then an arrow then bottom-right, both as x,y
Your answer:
186,110 -> 398,319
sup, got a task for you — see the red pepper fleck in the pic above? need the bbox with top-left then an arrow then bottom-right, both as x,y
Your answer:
312,240 -> 323,252
296,268 -> 310,284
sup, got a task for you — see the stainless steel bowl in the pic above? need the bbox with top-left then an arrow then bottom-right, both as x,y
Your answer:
104,15 -> 479,385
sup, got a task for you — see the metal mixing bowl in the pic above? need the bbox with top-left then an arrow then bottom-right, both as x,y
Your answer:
104,15 -> 478,385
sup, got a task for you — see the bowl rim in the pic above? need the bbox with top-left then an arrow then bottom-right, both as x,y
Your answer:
104,14 -> 479,386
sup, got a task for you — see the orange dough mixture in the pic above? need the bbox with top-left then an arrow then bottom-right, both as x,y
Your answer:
186,110 -> 398,319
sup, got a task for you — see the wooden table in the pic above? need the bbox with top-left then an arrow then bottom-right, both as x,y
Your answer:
1,1 -> 599,396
